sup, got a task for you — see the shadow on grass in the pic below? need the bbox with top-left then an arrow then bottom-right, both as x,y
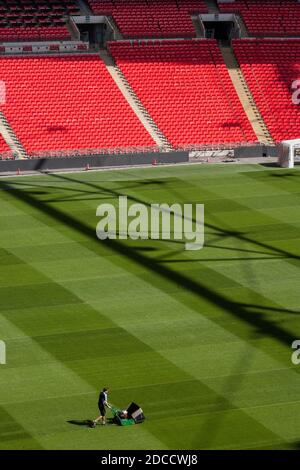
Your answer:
1,173 -> 298,352
67,419 -> 91,426
268,171 -> 300,177
67,419 -> 117,427
158,255 -> 284,263
2,170 -> 300,447
53,171 -> 300,261
259,163 -> 280,168
238,303 -> 300,316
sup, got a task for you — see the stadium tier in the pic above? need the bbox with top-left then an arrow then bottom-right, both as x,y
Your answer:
233,39 -> 300,142
87,0 -> 207,38
0,54 -> 155,154
218,0 -> 300,36
0,0 -> 80,41
109,40 -> 257,146
0,26 -> 71,41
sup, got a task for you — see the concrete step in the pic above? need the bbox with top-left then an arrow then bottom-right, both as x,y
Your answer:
105,16 -> 123,40
235,14 -> 249,38
219,45 -> 274,145
77,0 -> 92,15
66,19 -> 80,41
204,0 -> 219,14
191,14 -> 204,37
0,111 -> 27,159
99,50 -> 173,150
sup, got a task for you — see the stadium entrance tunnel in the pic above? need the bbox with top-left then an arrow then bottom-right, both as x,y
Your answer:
77,23 -> 107,46
200,14 -> 241,43
203,21 -> 235,41
71,16 -> 114,47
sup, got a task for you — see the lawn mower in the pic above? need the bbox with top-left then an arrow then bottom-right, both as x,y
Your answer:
110,402 -> 145,426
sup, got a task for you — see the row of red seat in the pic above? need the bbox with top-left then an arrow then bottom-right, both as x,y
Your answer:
0,26 -> 71,41
109,39 -> 257,146
233,39 -> 300,141
0,54 -> 154,154
0,0 -> 79,41
87,0 -> 207,38
2,39 -> 300,155
218,0 -> 300,36
0,135 -> 11,156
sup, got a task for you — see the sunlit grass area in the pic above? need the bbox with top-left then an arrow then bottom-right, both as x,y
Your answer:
0,163 -> 300,450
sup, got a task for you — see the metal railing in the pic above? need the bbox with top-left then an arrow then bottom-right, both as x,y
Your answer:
0,145 -> 166,160
174,141 -> 276,152
0,141 -> 277,161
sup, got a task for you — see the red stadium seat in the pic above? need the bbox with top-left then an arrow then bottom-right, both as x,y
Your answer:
87,0 -> 208,38
0,0 -> 80,41
0,55 -> 154,154
233,39 -> 300,142
217,0 -> 300,37
109,39 -> 257,146
0,134 -> 12,159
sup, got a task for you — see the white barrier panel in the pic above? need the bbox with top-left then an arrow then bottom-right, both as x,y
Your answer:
200,13 -> 236,21
278,139 -> 300,168
0,42 -> 88,54
72,15 -> 106,24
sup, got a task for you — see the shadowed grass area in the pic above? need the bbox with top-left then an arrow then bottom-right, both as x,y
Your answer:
0,164 -> 299,449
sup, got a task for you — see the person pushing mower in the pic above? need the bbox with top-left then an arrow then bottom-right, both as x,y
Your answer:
91,388 -> 112,427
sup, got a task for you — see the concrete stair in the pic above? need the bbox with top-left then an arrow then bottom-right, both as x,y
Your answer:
99,50 -> 173,150
0,112 -> 27,159
204,0 -> 219,14
219,45 -> 274,145
77,0 -> 92,15
105,16 -> 123,40
191,14 -> 204,37
235,14 -> 249,38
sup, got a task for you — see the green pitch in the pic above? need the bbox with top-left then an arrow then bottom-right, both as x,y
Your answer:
0,163 -> 300,450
